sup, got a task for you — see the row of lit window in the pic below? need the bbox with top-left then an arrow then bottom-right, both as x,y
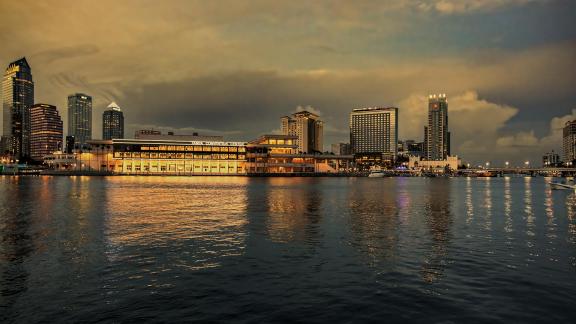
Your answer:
264,139 -> 294,145
134,145 -> 246,152
122,164 -> 243,172
114,152 -> 246,160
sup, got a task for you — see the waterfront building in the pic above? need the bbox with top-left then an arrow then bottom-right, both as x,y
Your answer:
281,111 -> 323,153
50,135 -> 353,175
331,143 -> 351,155
134,129 -> 223,141
102,102 -> 124,140
424,94 -> 450,160
246,135 -> 352,174
67,93 -> 92,148
563,120 -> 576,164
82,139 -> 247,174
542,151 -> 561,167
2,57 -> 34,159
349,107 -> 398,164
408,155 -> 460,171
30,104 -> 63,161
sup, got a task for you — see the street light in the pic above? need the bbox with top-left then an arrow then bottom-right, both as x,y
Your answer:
505,161 -> 509,168
525,161 -> 530,168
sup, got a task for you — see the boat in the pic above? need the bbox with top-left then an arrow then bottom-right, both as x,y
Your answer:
368,170 -> 386,178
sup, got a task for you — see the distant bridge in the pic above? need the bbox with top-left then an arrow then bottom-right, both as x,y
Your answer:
462,167 -> 576,175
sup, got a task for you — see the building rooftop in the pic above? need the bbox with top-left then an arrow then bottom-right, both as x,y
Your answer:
7,57 -> 30,69
107,102 -> 121,111
352,107 -> 397,112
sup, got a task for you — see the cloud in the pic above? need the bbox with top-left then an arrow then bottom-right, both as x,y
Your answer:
415,0 -> 545,14
31,44 -> 99,64
495,108 -> 576,154
295,105 -> 322,116
396,90 -> 519,161
496,131 -> 539,147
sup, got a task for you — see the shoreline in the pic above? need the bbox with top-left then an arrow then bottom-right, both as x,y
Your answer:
0,171 -> 534,178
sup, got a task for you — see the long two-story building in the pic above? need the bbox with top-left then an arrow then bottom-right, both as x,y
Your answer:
45,135 -> 353,176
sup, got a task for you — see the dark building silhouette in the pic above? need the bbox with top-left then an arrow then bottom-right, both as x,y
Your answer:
102,102 -> 124,140
65,136 -> 75,154
67,93 -> 92,148
1,57 -> 34,160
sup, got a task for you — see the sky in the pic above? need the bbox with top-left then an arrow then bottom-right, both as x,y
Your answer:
0,0 -> 575,165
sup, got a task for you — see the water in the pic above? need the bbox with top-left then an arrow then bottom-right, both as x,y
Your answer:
1,176 -> 575,323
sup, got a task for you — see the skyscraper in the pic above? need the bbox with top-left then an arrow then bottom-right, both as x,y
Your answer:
102,102 -> 124,140
67,93 -> 92,148
30,104 -> 63,161
562,120 -> 576,164
2,57 -> 34,160
424,94 -> 450,161
349,107 -> 398,160
281,110 -> 323,153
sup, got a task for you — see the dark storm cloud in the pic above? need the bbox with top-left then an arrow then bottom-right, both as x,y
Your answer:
119,70 -> 364,142
32,44 -> 100,64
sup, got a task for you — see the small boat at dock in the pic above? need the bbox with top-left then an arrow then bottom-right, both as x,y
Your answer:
368,170 -> 386,178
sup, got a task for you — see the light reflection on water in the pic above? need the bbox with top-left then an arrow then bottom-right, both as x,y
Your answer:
104,177 -> 249,270
1,176 -> 576,322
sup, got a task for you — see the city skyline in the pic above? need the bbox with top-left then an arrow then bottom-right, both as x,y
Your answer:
0,1 -> 575,165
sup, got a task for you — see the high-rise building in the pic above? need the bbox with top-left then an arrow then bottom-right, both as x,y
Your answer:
349,107 -> 398,160
281,110 -> 323,153
331,143 -> 351,156
102,102 -> 124,140
30,104 -> 63,161
563,120 -> 576,164
424,94 -> 450,160
2,57 -> 34,159
542,150 -> 561,167
67,93 -> 92,148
